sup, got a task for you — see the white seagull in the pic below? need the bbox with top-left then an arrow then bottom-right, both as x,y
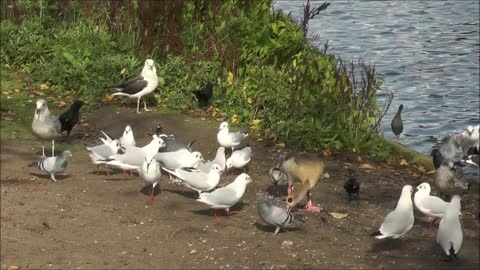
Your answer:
162,164 -> 223,195
109,59 -> 158,114
437,195 -> 463,260
216,122 -> 248,150
371,185 -> 414,239
140,143 -> 164,205
413,182 -> 449,229
226,146 -> 252,171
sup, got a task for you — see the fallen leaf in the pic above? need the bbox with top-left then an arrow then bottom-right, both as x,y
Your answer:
275,142 -> 286,149
322,146 -> 332,157
120,68 -> 127,75
323,172 -> 330,178
426,170 -> 436,175
251,119 -> 261,126
256,138 -> 264,142
359,163 -> 374,170
7,265 -> 19,270
330,212 -> 348,219
231,114 -> 238,124
39,83 -> 49,90
14,89 -> 20,93
180,105 -> 189,110
417,165 -> 426,174
105,95 -> 114,102
227,71 -> 234,85
247,97 -> 253,104
2,91 -> 10,95
400,159 -> 408,166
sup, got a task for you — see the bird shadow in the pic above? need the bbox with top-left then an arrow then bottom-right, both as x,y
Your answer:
29,173 -> 70,181
139,185 -> 161,197
163,188 -> 199,200
190,202 -> 247,217
265,184 -> 288,198
369,238 -> 404,252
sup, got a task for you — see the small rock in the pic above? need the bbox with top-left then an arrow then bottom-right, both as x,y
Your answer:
190,249 -> 197,254
282,240 -> 293,248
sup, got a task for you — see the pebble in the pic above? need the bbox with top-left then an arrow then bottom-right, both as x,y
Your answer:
282,240 -> 293,248
190,249 -> 197,254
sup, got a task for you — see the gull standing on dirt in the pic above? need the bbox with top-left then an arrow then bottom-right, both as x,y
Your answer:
32,99 -> 65,157
100,125 -> 136,150
391,104 -> 404,142
217,122 -> 248,151
105,135 -> 165,174
371,185 -> 414,239
433,160 -> 470,199
28,150 -> 72,182
156,150 -> 204,170
86,139 -> 122,175
161,164 -> 223,196
197,173 -> 252,223
437,195 -> 463,260
226,145 -> 252,172
108,59 -> 158,114
197,147 -> 226,173
257,199 -> 302,237
140,140 -> 164,205
413,182 -> 448,229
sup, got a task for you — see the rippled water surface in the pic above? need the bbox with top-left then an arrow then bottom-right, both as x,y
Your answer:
274,1 -> 480,154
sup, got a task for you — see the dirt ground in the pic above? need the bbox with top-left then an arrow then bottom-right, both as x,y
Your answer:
1,105 -> 479,269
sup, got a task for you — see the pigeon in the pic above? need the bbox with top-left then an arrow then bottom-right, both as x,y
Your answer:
193,81 -> 213,107
32,99 -> 65,157
433,160 -> 470,199
86,139 -> 122,176
413,182 -> 449,229
196,173 -> 252,223
108,59 -> 158,114
226,146 -> 252,171
257,200 -> 302,237
438,125 -> 480,161
161,164 -> 223,195
140,141 -> 164,205
29,150 -> 72,182
278,152 -> 328,212
197,147 -> 226,173
269,167 -> 288,186
217,122 -> 248,150
105,135 -> 166,174
58,100 -> 84,135
437,195 -> 463,260
343,170 -> 360,200
391,104 -> 404,142
156,150 -> 204,170
371,185 -> 414,239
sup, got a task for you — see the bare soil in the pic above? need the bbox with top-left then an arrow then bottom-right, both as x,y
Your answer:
1,105 -> 479,269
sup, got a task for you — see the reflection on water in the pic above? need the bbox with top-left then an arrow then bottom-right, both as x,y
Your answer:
274,0 -> 480,155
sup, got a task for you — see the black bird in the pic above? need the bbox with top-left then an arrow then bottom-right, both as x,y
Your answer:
193,82 -> 213,107
431,148 -> 445,169
391,104 -> 404,142
59,100 -> 84,135
344,170 -> 360,199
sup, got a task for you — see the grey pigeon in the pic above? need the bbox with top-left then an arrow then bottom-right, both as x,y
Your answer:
32,99 -> 65,157
437,195 -> 463,260
29,150 -> 72,182
257,200 -> 302,237
391,104 -> 404,142
434,160 -> 470,199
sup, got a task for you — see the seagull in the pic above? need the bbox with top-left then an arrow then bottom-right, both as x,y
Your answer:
196,173 -> 252,223
391,104 -> 404,142
413,182 -> 448,229
156,150 -> 204,170
226,145 -> 252,172
105,135 -> 166,175
433,160 -> 470,199
28,150 -> 72,182
438,125 -> 480,161
371,185 -> 414,239
32,99 -> 65,157
59,100 -> 84,135
216,122 -> 248,151
100,125 -> 136,150
140,142 -> 164,205
108,59 -> 158,114
161,164 -> 223,196
437,195 -> 463,261
86,139 -> 122,175
197,147 -> 226,173
158,134 -> 196,153
257,199 -> 303,237
192,81 -> 213,108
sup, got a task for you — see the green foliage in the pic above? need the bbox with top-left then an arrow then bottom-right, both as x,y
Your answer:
0,0 -> 390,161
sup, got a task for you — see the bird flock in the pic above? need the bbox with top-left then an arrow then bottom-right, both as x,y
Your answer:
28,58 -> 478,262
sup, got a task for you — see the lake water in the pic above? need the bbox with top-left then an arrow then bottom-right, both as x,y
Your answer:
274,0 -> 480,155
